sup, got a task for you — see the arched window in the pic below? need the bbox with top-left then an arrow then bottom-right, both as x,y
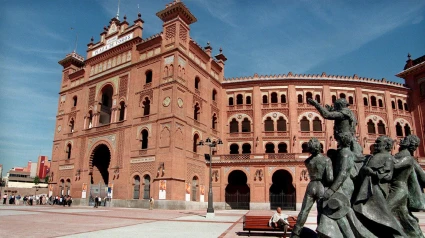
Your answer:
60,179 -> 65,195
212,114 -> 217,130
194,103 -> 200,121
320,143 -> 324,153
141,129 -> 149,149
278,143 -> 287,153
246,96 -> 251,104
133,175 -> 140,199
404,124 -> 411,136
265,143 -> 275,153
145,70 -> 152,84
281,94 -> 286,103
301,143 -> 309,153
143,97 -> 150,116
69,118 -> 75,133
99,85 -> 113,125
236,94 -> 243,105
73,96 -> 77,107
378,99 -> 383,108
340,93 -> 346,99
363,97 -> 368,106
348,96 -> 354,105
143,175 -> 151,199
87,111 -> 93,129
277,117 -> 286,131
66,179 -> 71,195
367,120 -> 376,134
404,103 -> 409,111
300,116 -> 310,131
315,95 -> 321,103
242,143 -> 251,154
229,97 -> 234,106
242,118 -> 251,132
298,94 -> 303,103
397,100 -> 403,110
271,92 -> 278,103
193,134 -> 199,152
195,76 -> 200,89
230,119 -> 239,133
263,95 -> 268,104
191,176 -> 198,201
230,144 -> 239,154
306,92 -> 313,103
332,95 -> 337,103
66,144 -> 72,159
212,89 -> 217,101
377,121 -> 385,135
396,123 -> 403,136
371,96 -> 377,107
119,101 -> 125,121
391,101 -> 396,109
312,117 -> 322,131
264,117 -> 274,131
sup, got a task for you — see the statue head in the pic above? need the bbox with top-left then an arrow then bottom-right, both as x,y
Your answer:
336,132 -> 352,147
308,138 -> 322,154
374,135 -> 393,153
334,98 -> 348,110
399,135 -> 420,155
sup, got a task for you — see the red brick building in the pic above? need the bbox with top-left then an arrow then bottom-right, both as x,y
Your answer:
50,1 -> 424,210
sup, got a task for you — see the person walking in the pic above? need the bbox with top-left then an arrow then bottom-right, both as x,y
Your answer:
94,196 -> 98,208
3,194 -> 7,204
149,197 -> 154,210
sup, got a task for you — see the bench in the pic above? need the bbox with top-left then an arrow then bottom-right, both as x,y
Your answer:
243,215 -> 297,237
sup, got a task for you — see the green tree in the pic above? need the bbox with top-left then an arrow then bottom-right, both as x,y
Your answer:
33,176 -> 40,185
44,176 -> 49,183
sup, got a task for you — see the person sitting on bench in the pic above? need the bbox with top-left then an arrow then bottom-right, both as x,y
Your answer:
269,207 -> 289,229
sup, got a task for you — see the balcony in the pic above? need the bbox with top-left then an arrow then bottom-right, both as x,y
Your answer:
228,132 -> 254,139
262,131 -> 289,137
298,131 -> 325,138
215,153 -> 300,163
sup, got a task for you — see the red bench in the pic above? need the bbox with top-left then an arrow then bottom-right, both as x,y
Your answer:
243,215 -> 297,237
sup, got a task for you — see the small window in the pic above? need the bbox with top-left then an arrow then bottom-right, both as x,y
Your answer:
212,90 -> 217,101
298,95 -> 303,103
363,97 -> 368,106
278,143 -> 287,153
315,95 -> 321,103
212,114 -> 217,130
265,143 -> 275,153
340,93 -> 346,99
367,120 -> 375,134
404,124 -> 411,136
145,70 -> 152,84
397,100 -> 403,110
271,92 -> 278,103
236,94 -> 243,105
348,96 -> 354,105
119,101 -> 125,121
230,144 -> 239,154
242,118 -> 251,132
141,130 -> 149,149
306,92 -> 313,103
195,77 -> 200,89
143,97 -> 150,116
242,143 -> 251,154
277,117 -> 286,131
280,94 -> 286,103
332,95 -> 337,103
404,103 -> 409,111
66,144 -> 72,159
69,118 -> 75,133
263,95 -> 268,104
246,96 -> 251,104
73,96 -> 77,107
194,103 -> 200,121
300,117 -> 310,131
301,143 -> 309,153
230,119 -> 239,133
396,123 -> 403,136
229,97 -> 234,106
378,99 -> 383,108
193,134 -> 199,152
377,121 -> 385,134
391,101 -> 396,109
371,96 -> 377,107
264,117 -> 274,131
312,117 -> 322,131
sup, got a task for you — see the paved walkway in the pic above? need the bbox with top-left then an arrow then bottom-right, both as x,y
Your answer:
1,204 -> 425,237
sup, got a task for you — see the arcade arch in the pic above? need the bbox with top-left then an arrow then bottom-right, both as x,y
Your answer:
269,169 -> 296,210
225,170 -> 250,209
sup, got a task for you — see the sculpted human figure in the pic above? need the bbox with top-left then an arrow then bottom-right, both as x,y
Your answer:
388,135 -> 425,237
291,138 -> 333,238
352,136 -> 405,237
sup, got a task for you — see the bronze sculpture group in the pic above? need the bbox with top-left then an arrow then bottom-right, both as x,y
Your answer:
290,98 -> 425,238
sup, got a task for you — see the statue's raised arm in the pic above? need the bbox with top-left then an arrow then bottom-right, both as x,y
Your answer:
307,98 -> 345,120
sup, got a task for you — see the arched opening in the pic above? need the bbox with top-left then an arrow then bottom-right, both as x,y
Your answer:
228,97 -> 234,106
246,96 -> 251,104
363,97 -> 368,106
69,118 -> 75,133
312,117 -> 322,131
66,144 -> 72,160
391,101 -> 396,109
404,103 -> 409,111
262,95 -> 268,104
300,117 -> 310,131
242,143 -> 251,154
87,111 -> 93,129
73,96 -> 78,107
277,117 -> 286,131
99,85 -> 113,125
265,143 -> 275,153
225,170 -> 250,209
348,96 -> 354,105
396,123 -> 403,136
378,99 -> 383,108
271,92 -> 278,103
236,94 -> 243,105
264,117 -> 274,131
145,70 -> 152,84
377,121 -> 386,135
133,175 -> 140,199
193,134 -> 199,153
340,93 -> 346,99
278,143 -> 288,153
91,144 -> 111,185
191,176 -> 198,201
60,179 -> 65,196
371,96 -> 377,107
143,97 -> 150,116
367,120 -> 376,134
281,94 -> 286,103
397,100 -> 403,110
332,95 -> 337,103
230,119 -> 239,133
66,178 -> 71,195
194,103 -> 200,121
301,142 -> 309,153
119,101 -> 125,121
306,92 -> 313,103
404,124 -> 411,136
320,143 -> 324,153
315,94 -> 321,103
140,129 -> 149,149
212,89 -> 217,101
230,144 -> 239,154
242,118 -> 251,132
195,76 -> 200,89
269,170 -> 296,210
212,114 -> 217,130
143,175 -> 151,199
298,94 -> 303,103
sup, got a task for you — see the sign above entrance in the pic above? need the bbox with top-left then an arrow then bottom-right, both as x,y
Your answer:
92,33 -> 134,57
130,157 -> 155,164
59,165 -> 74,170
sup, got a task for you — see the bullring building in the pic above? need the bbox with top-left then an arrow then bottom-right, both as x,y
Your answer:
50,0 -> 425,210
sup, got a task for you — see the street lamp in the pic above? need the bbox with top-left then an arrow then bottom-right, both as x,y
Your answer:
198,137 -> 223,218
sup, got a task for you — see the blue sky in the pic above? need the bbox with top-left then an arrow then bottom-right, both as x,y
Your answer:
0,0 -> 424,173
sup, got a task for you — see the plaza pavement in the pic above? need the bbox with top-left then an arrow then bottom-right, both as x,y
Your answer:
1,204 -> 425,238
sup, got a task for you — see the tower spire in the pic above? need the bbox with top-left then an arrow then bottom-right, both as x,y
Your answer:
116,0 -> 121,20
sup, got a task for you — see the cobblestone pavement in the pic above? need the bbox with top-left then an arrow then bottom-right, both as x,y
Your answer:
1,204 -> 424,237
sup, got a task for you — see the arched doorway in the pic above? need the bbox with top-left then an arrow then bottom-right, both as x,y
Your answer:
89,144 -> 111,206
143,175 -> 151,199
133,176 -> 140,199
225,170 -> 250,209
269,169 -> 296,210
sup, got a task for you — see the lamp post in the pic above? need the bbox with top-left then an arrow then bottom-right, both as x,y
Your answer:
198,137 -> 223,218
